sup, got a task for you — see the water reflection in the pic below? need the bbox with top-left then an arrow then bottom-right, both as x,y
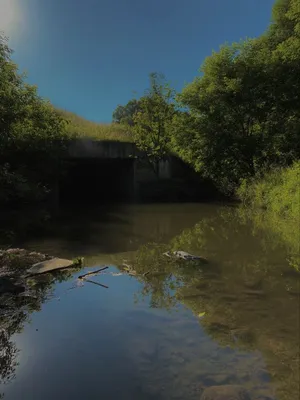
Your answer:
127,210 -> 300,400
19,204 -> 219,257
0,267 -> 80,398
1,204 -> 299,400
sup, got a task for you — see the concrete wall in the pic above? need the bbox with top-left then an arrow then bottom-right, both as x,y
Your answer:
134,158 -> 172,182
68,139 -> 137,159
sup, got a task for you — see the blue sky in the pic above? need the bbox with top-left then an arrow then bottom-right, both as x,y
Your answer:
2,0 -> 275,123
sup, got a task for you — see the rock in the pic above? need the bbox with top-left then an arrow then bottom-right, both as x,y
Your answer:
200,385 -> 250,400
27,258 -> 74,275
164,251 -> 208,263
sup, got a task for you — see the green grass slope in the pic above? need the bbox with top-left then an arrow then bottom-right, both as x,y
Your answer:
56,109 -> 133,142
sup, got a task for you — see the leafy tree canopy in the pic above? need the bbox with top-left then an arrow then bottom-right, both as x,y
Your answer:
131,72 -> 177,175
112,98 -> 141,126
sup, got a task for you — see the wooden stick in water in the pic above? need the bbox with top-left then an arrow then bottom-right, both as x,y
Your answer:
78,266 -> 108,279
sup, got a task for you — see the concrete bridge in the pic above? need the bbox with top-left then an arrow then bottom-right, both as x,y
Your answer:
58,139 -> 173,205
68,139 -> 138,160
55,139 -> 218,205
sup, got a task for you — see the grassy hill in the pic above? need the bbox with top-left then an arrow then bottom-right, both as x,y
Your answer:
56,109 -> 133,142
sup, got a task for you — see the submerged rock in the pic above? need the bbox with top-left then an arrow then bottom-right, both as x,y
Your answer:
27,258 -> 75,275
200,385 -> 250,400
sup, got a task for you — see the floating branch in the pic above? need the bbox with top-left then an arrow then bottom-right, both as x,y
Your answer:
78,266 -> 108,280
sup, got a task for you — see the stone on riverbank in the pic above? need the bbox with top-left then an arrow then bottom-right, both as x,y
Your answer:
200,385 -> 250,400
27,258 -> 75,275
0,248 -> 82,296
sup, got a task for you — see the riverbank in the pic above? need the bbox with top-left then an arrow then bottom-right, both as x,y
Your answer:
0,248 -> 82,296
237,161 -> 300,219
236,162 -> 300,271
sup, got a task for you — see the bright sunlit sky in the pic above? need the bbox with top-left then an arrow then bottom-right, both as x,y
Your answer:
1,0 -> 275,122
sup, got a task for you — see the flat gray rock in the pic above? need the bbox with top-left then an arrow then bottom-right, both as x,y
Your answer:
27,258 -> 74,275
200,385 -> 250,400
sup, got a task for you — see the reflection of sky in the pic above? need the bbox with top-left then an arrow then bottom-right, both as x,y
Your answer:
3,266 -> 270,400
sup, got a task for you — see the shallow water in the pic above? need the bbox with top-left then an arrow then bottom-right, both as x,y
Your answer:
1,203 -> 299,400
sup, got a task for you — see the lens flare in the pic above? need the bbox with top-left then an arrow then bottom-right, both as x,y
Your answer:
0,0 -> 20,35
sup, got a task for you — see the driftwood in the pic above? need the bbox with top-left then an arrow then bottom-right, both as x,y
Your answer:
78,266 -> 108,280
77,266 -> 109,290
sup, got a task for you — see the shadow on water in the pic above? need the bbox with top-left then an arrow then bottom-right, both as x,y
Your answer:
17,203 -> 222,257
0,204 -> 299,400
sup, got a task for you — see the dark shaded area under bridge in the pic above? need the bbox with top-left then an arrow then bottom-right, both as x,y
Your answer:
59,158 -> 135,206
58,139 -> 221,206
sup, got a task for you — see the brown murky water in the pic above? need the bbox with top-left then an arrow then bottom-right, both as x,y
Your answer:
1,203 -> 299,400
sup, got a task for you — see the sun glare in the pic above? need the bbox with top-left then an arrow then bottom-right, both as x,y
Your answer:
0,0 -> 20,35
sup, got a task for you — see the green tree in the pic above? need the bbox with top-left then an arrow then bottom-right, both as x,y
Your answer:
171,0 -> 300,194
112,98 -> 141,126
0,34 -> 69,205
172,43 -> 263,193
132,72 -> 177,176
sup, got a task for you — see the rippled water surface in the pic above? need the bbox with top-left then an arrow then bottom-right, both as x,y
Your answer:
1,203 -> 299,400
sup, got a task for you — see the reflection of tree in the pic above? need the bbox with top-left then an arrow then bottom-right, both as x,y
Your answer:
130,243 -> 179,311
131,206 -> 300,400
135,275 -> 178,310
221,206 -> 300,271
170,222 -> 207,254
0,330 -> 18,385
0,291 -> 34,388
0,266 -> 80,396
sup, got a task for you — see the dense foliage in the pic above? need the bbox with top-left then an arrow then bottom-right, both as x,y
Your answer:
171,0 -> 300,193
113,0 -> 300,194
112,99 -> 141,126
238,161 -> 300,218
0,35 -> 69,206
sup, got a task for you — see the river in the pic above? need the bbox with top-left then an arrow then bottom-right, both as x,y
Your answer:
0,203 -> 299,400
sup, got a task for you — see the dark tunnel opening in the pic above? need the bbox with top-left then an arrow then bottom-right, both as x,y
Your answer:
59,158 -> 135,206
